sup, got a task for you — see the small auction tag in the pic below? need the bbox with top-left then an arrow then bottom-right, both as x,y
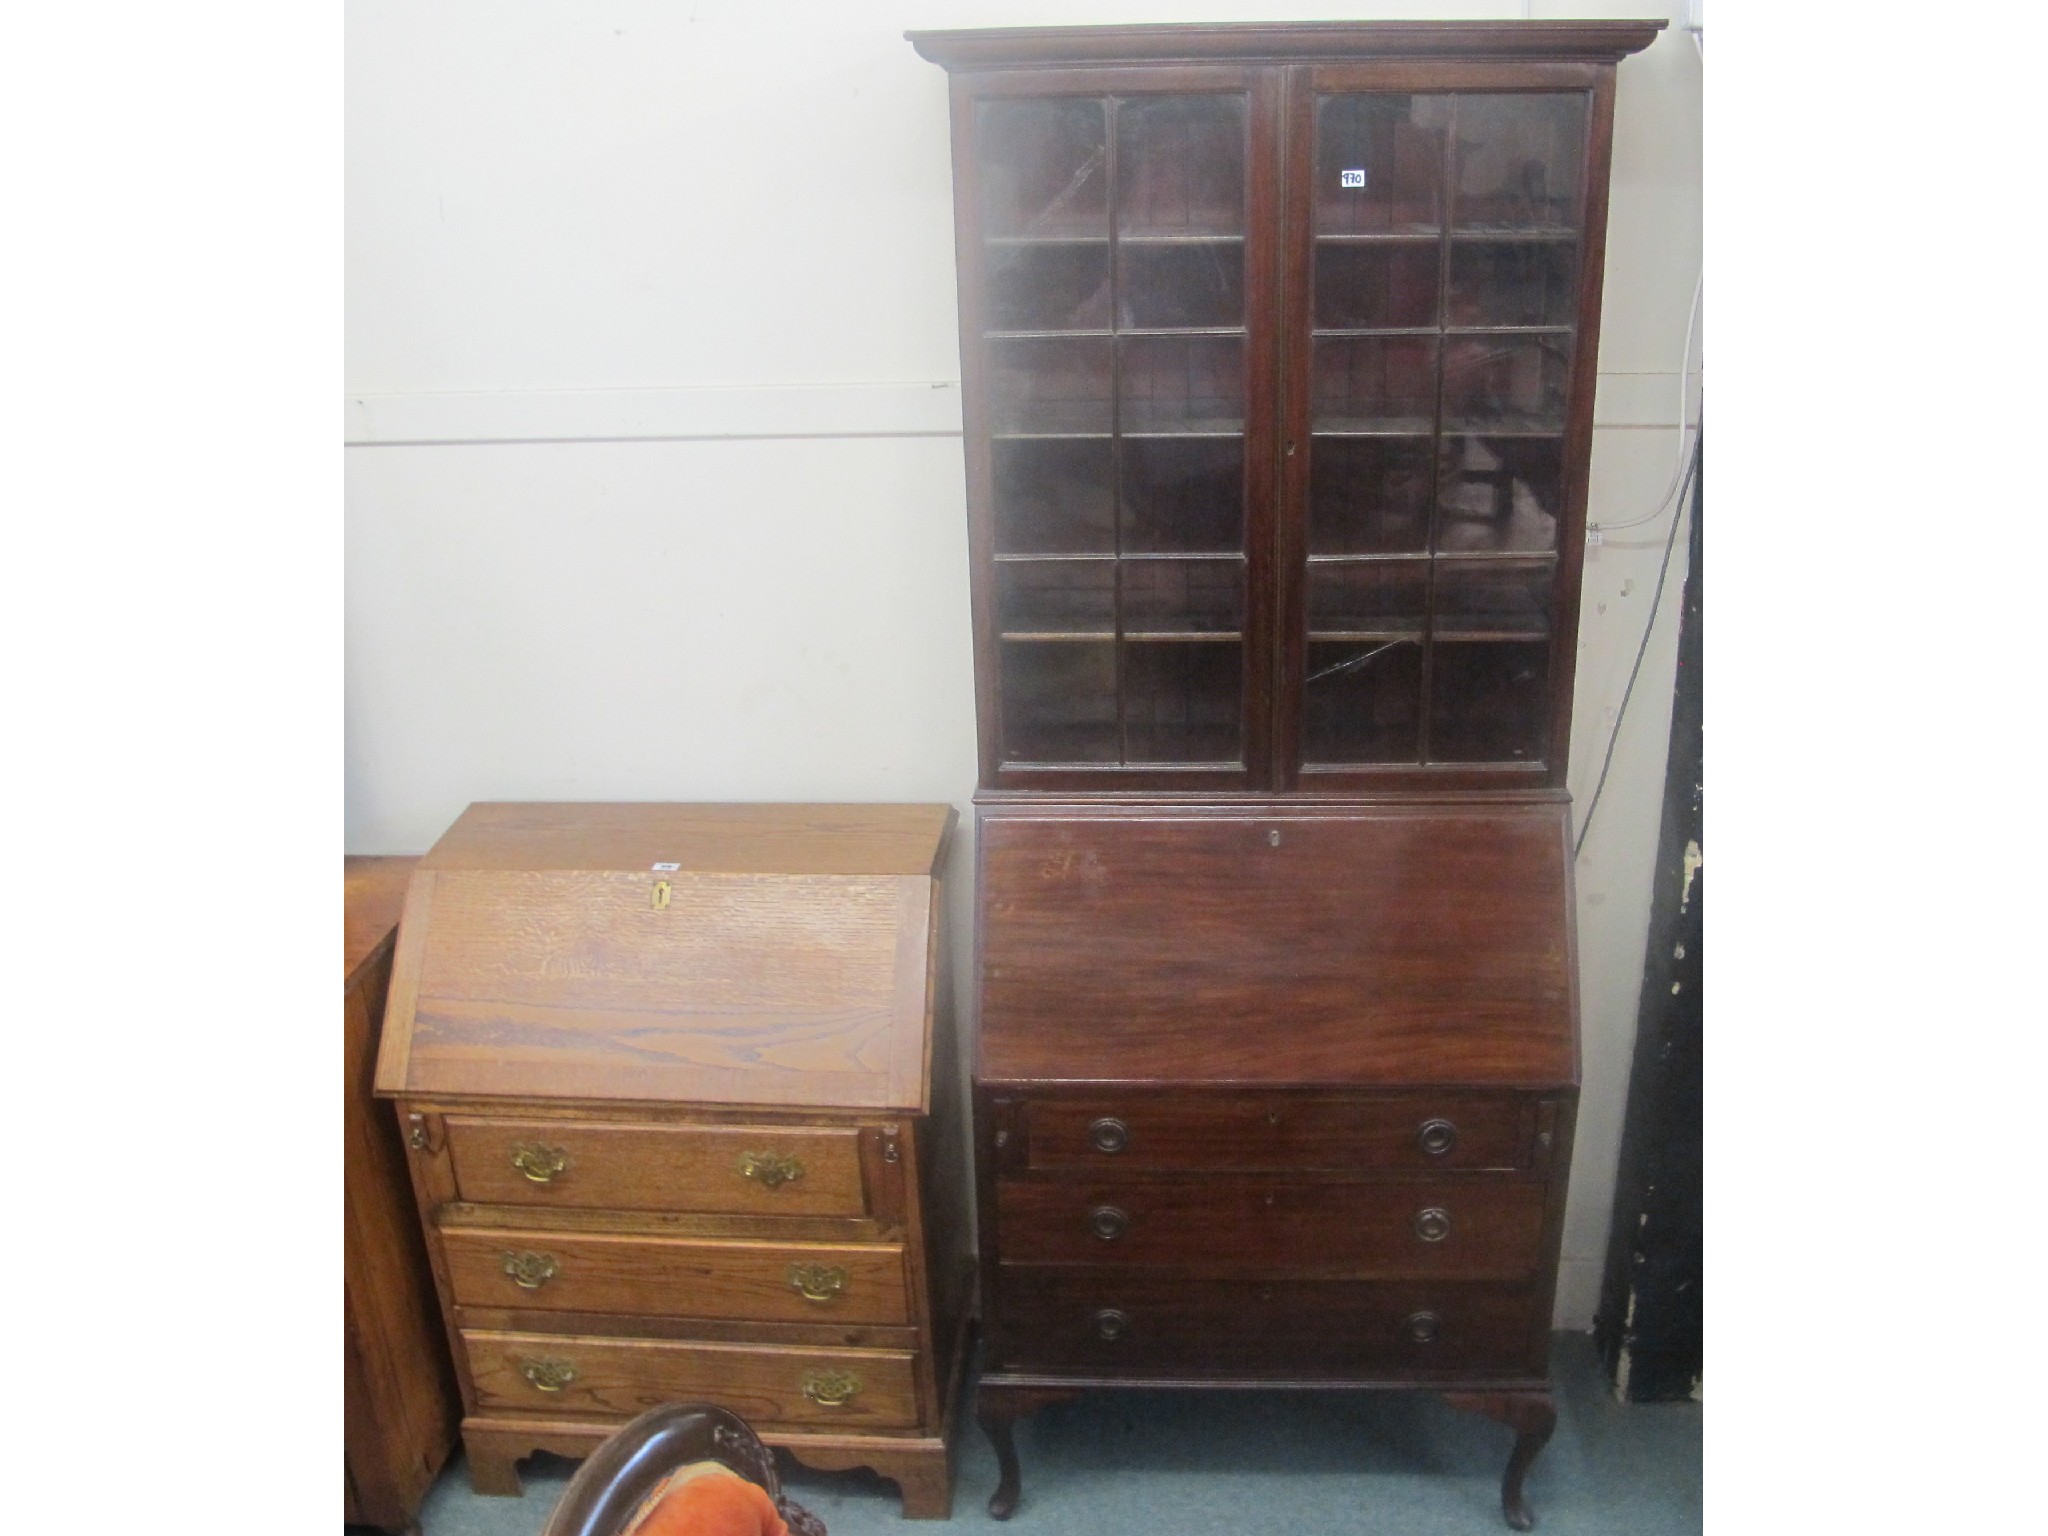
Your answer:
651,862 -> 681,872
1340,168 -> 1367,189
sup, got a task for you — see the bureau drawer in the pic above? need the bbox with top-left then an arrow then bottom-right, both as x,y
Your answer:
996,1178 -> 1546,1277
1023,1094 -> 1534,1173
989,1267 -> 1535,1376
463,1329 -> 919,1429
444,1118 -> 870,1217
442,1228 -> 912,1325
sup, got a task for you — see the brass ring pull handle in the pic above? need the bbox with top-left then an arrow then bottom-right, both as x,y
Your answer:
788,1262 -> 849,1304
1417,1119 -> 1458,1157
1093,1307 -> 1131,1342
518,1357 -> 578,1392
738,1150 -> 805,1190
510,1144 -> 570,1184
800,1368 -> 861,1408
1089,1204 -> 1129,1241
501,1251 -> 558,1290
1415,1206 -> 1452,1243
1089,1116 -> 1129,1153
1406,1311 -> 1442,1345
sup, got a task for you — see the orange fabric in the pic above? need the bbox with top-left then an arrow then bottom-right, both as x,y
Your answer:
629,1465 -> 790,1536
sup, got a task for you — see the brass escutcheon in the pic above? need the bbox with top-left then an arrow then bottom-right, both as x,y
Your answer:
738,1150 -> 805,1190
788,1262 -> 849,1304
501,1250 -> 558,1290
800,1368 -> 861,1408
510,1143 -> 570,1184
652,879 -> 671,910
519,1357 -> 578,1392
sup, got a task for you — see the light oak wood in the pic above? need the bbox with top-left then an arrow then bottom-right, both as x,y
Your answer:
344,857 -> 459,1535
381,804 -> 967,1519
463,1329 -> 921,1429
444,1118 -> 872,1217
440,1228 -> 913,1325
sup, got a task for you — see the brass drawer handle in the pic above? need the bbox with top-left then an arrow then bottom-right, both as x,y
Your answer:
1415,1207 -> 1452,1243
1093,1307 -> 1130,1342
738,1150 -> 805,1190
800,1368 -> 861,1408
1089,1116 -> 1129,1153
510,1143 -> 570,1184
1090,1204 -> 1129,1241
1406,1311 -> 1442,1345
1418,1118 -> 1458,1157
501,1251 -> 558,1290
518,1357 -> 578,1392
788,1262 -> 848,1304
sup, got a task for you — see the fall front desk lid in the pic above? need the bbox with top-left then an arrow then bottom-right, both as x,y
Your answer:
373,803 -> 956,1112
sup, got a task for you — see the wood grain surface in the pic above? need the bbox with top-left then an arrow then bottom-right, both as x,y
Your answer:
988,1269 -> 1534,1374
995,1175 -> 1546,1275
463,1330 -> 920,1429
1022,1092 -> 1535,1173
440,1228 -> 912,1325
444,1118 -> 873,1217
418,802 -> 955,876
977,804 -> 1575,1087
345,854 -> 417,986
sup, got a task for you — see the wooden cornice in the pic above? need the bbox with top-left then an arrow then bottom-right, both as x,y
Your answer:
906,20 -> 1667,72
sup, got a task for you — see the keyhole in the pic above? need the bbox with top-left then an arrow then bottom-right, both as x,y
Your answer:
1267,829 -> 1282,847
652,880 -> 671,910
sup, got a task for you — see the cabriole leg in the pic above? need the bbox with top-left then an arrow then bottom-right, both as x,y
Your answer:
1442,1389 -> 1558,1531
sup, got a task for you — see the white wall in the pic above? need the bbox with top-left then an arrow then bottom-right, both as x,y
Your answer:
345,0 -> 1701,1331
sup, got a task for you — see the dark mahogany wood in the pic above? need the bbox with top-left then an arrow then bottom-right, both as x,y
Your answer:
976,801 -> 1577,1089
1442,1390 -> 1559,1531
993,1175 -> 1547,1273
908,22 -> 1666,70
915,19 -> 1660,1527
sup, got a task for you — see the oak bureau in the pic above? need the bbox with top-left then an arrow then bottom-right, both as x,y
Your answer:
374,803 -> 970,1518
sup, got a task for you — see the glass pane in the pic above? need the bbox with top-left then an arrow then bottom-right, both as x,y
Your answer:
1123,558 -> 1244,635
1123,640 -> 1242,762
986,242 -> 1111,332
1436,435 -> 1562,553
1430,641 -> 1550,762
1448,240 -> 1578,329
1314,95 -> 1451,234
1001,640 -> 1118,762
1310,437 -> 1432,555
1120,335 -> 1244,434
1312,336 -> 1436,435
1304,640 -> 1422,763
995,559 -> 1115,637
978,99 -> 1109,239
1118,243 -> 1243,329
1122,437 -> 1243,553
993,437 -> 1114,555
1314,243 -> 1439,331
989,336 -> 1113,435
1117,96 -> 1245,236
1307,560 -> 1428,636
1434,559 -> 1555,639
1452,94 -> 1588,232
1442,337 -> 1570,435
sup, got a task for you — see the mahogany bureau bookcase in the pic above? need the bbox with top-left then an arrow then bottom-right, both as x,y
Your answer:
373,803 -> 971,1518
907,19 -> 1664,1529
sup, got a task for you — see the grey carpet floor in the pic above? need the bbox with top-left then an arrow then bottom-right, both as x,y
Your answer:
412,1334 -> 1700,1535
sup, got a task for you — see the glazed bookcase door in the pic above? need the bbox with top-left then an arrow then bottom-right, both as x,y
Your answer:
1280,75 -> 1609,789
961,69 -> 1279,789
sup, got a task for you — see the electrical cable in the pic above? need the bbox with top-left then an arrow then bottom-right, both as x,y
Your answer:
1591,270 -> 1702,535
1574,431 -> 1701,861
